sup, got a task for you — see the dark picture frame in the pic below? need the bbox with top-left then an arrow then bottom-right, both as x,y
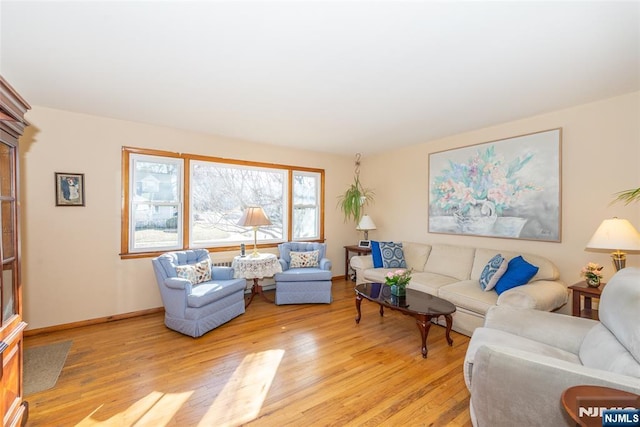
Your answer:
55,172 -> 85,206
428,128 -> 561,242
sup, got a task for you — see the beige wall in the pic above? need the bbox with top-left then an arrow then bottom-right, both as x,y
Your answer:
19,107 -> 357,329
361,91 -> 640,289
19,91 -> 640,329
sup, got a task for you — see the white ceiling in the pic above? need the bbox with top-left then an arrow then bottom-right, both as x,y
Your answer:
1,1 -> 638,156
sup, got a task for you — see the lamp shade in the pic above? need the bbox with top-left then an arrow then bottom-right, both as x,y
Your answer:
586,218 -> 640,251
356,215 -> 377,231
237,207 -> 272,227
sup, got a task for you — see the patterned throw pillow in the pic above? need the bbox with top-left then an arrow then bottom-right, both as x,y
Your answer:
379,242 -> 407,268
289,250 -> 319,268
175,258 -> 211,284
479,254 -> 507,291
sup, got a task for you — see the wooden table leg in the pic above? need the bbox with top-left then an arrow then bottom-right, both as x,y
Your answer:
245,278 -> 273,307
355,293 -> 363,323
416,315 -> 431,359
572,289 -> 580,316
444,314 -> 454,346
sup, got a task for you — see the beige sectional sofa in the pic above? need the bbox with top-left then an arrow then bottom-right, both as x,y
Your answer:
349,242 -> 568,336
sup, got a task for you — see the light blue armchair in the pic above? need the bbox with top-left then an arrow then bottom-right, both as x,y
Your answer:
274,242 -> 333,305
152,249 -> 246,337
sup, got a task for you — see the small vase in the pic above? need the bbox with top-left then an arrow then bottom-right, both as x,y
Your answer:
390,284 -> 406,297
586,276 -> 601,288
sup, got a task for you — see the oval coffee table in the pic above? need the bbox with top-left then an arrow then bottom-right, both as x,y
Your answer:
355,282 -> 456,358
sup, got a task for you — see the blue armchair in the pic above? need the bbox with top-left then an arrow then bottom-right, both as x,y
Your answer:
152,249 -> 246,337
274,242 -> 333,305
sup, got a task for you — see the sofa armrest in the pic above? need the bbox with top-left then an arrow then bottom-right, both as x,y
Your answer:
497,280 -> 568,311
470,345 -> 640,427
211,266 -> 234,280
319,258 -> 332,271
164,277 -> 193,292
484,305 -> 598,354
350,255 -> 374,284
350,255 -> 374,270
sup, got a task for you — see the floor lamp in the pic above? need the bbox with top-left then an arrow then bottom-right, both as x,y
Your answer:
238,207 -> 272,257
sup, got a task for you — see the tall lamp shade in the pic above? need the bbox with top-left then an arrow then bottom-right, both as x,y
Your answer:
237,207 -> 272,257
356,215 -> 377,241
586,217 -> 640,271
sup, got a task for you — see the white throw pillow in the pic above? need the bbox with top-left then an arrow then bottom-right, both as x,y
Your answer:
479,254 -> 507,291
289,250 -> 319,268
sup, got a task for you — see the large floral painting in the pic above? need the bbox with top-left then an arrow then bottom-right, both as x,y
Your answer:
428,128 -> 561,241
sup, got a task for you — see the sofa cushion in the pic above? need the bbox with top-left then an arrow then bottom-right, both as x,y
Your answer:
187,278 -> 246,308
379,242 -> 407,268
579,323 -> 640,378
401,242 -> 431,272
494,256 -> 539,295
479,254 -> 507,291
289,250 -> 319,268
275,268 -> 332,282
424,244 -> 475,281
439,280 -> 499,315
407,272 -> 459,295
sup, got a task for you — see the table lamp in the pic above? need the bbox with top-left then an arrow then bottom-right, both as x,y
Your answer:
357,215 -> 377,244
238,206 -> 272,257
586,217 -> 640,271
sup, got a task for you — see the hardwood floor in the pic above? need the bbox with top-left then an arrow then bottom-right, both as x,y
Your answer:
24,279 -> 471,427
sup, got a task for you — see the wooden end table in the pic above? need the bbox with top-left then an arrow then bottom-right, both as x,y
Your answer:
569,281 -> 605,320
561,385 -> 639,427
232,253 -> 282,307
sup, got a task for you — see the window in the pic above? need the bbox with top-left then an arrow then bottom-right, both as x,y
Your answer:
122,147 -> 324,256
128,153 -> 183,253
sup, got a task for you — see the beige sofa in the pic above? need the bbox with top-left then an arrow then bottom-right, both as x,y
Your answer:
463,267 -> 640,426
349,242 -> 568,336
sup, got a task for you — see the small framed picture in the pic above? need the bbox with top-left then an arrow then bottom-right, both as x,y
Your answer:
358,240 -> 371,248
55,173 -> 85,206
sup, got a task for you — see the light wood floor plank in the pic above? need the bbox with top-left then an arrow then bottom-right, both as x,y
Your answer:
24,279 -> 471,426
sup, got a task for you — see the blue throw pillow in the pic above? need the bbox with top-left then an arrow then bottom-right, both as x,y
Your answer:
479,254 -> 507,291
494,255 -> 539,295
371,241 -> 383,268
379,242 -> 407,268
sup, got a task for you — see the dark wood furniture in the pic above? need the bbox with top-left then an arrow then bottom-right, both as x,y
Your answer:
354,282 -> 456,358
0,75 -> 30,426
561,385 -> 640,427
569,281 -> 605,320
344,245 -> 371,280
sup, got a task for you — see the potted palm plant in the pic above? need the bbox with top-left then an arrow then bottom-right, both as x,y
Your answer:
338,175 -> 374,223
338,153 -> 374,223
613,187 -> 640,205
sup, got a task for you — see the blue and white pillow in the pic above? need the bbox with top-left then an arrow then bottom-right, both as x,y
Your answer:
479,254 -> 507,291
379,242 -> 407,268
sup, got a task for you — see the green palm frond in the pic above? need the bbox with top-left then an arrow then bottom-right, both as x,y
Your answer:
611,187 -> 640,206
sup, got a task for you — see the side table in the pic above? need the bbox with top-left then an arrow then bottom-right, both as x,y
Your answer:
344,245 -> 372,281
569,281 -> 605,320
561,385 -> 639,427
232,253 -> 282,307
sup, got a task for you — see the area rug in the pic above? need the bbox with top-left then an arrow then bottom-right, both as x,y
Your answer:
24,340 -> 72,396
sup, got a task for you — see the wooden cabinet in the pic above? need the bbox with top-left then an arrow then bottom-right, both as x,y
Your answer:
0,75 -> 30,427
